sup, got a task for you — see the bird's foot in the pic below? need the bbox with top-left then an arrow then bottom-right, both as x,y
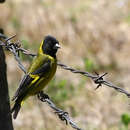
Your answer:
37,91 -> 50,102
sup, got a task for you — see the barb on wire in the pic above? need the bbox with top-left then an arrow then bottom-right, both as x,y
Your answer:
57,63 -> 130,98
0,33 -> 82,130
4,34 -> 26,73
0,34 -> 36,73
37,91 -> 82,130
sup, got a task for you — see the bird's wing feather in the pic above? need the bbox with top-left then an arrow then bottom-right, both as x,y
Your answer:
31,60 -> 51,76
12,74 -> 34,101
12,56 -> 52,101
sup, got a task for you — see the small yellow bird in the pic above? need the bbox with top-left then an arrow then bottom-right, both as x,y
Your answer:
11,35 -> 60,119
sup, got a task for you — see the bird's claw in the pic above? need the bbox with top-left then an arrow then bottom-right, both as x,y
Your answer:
37,91 -> 50,102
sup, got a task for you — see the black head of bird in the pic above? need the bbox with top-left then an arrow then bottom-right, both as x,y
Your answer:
42,35 -> 60,58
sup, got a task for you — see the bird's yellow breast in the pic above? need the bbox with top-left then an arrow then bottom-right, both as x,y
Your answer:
28,60 -> 57,95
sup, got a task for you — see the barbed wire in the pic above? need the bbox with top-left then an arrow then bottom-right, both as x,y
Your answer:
57,63 -> 130,97
0,33 -> 82,130
37,91 -> 82,130
1,34 -> 130,130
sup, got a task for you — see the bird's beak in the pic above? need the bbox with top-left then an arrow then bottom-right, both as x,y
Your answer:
54,43 -> 61,49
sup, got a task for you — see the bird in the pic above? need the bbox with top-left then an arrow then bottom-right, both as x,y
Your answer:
11,35 -> 61,119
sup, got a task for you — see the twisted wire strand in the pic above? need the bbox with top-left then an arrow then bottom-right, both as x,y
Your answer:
45,98 -> 82,130
57,63 -> 130,98
37,91 -> 82,130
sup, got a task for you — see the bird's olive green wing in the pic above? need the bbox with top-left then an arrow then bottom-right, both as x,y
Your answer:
31,60 -> 51,76
12,57 -> 52,101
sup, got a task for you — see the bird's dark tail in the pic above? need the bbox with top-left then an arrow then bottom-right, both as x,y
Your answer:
11,101 -> 21,119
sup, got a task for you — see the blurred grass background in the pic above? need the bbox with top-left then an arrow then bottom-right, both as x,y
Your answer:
0,0 -> 130,130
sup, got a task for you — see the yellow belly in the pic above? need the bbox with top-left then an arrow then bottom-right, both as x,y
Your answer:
28,62 -> 57,95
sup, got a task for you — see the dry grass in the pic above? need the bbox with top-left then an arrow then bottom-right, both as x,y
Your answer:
1,0 -> 130,130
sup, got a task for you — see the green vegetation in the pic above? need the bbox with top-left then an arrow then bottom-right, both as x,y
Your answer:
46,79 -> 75,108
121,113 -> 130,129
84,57 -> 98,72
